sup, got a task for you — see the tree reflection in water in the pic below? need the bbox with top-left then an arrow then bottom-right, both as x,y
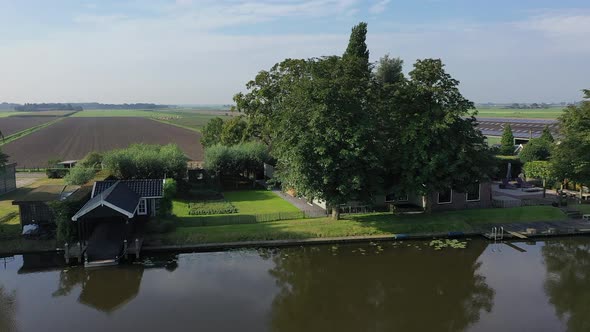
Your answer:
543,239 -> 590,332
0,285 -> 16,332
268,241 -> 494,332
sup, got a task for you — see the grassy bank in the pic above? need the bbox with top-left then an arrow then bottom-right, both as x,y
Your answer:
149,206 -> 566,245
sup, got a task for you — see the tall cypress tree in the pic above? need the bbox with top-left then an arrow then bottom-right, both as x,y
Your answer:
500,124 -> 515,155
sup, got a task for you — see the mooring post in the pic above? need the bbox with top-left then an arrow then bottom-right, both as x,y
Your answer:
64,242 -> 69,264
124,239 -> 128,259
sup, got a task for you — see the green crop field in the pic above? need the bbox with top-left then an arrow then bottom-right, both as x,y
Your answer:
472,107 -> 565,119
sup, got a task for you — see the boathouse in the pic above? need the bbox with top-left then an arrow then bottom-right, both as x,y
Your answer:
71,179 -> 164,266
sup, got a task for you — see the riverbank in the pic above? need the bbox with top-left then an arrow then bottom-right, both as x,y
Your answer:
145,206 -> 566,246
0,206 -> 570,256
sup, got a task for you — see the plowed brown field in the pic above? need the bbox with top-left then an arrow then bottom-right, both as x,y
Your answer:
0,117 -> 56,136
3,117 -> 203,168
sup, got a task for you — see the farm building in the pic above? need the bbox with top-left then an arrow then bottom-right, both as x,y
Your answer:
12,184 -> 87,234
0,163 -> 17,195
56,160 -> 78,169
309,183 -> 493,213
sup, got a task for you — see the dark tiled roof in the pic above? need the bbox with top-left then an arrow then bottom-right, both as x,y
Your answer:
93,179 -> 163,198
72,181 -> 140,221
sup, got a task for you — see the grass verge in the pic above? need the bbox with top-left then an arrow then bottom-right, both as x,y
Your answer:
149,206 -> 566,245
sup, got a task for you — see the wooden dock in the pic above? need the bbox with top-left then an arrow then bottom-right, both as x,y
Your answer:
63,236 -> 144,266
479,220 -> 590,240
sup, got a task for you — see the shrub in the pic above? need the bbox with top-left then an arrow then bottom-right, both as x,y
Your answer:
46,168 -> 69,179
146,218 -> 176,234
102,144 -> 188,180
187,200 -> 238,215
205,141 -> 269,179
158,179 -> 177,217
64,166 -> 96,185
48,199 -> 88,244
79,152 -> 103,168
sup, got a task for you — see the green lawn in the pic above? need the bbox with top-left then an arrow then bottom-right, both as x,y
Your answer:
171,190 -> 301,226
152,206 -> 566,245
573,204 -> 590,214
223,190 -> 300,214
473,107 -> 564,119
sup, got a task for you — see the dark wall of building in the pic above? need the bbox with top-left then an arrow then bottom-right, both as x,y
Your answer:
0,164 -> 17,195
18,202 -> 54,227
428,182 -> 493,212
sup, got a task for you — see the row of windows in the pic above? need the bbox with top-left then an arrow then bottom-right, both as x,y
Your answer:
437,183 -> 480,204
385,183 -> 481,205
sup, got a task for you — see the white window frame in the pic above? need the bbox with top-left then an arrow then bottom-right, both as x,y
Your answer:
437,190 -> 453,204
137,198 -> 147,215
466,183 -> 481,202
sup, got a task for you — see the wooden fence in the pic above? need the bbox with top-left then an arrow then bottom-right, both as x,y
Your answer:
179,210 -> 327,227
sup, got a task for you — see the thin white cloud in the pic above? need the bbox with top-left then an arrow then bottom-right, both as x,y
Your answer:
369,0 -> 391,14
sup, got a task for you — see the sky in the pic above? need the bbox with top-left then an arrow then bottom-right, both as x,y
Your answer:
0,0 -> 589,105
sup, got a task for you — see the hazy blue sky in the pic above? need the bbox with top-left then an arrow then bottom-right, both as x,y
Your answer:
1,0 -> 588,104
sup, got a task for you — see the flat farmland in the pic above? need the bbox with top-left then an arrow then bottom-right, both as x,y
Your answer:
2,117 -> 203,168
0,117 -> 57,136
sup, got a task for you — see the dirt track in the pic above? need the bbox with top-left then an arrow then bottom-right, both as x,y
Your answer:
3,117 -> 204,168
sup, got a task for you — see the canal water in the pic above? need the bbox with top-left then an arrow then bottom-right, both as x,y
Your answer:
0,238 -> 588,332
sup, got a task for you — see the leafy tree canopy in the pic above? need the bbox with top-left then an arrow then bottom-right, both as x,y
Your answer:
519,138 -> 553,163
552,90 -> 590,185
201,117 -> 224,147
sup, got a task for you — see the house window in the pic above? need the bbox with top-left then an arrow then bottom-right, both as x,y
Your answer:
437,189 -> 452,204
466,183 -> 481,202
138,198 -> 147,215
385,192 -> 409,203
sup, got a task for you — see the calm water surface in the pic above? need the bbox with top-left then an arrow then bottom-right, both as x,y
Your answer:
1,238 -> 589,332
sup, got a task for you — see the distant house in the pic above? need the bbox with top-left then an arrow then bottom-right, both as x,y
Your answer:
0,163 -> 17,195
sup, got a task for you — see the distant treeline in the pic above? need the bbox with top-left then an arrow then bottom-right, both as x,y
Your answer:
15,103 -> 83,112
1,102 -> 170,111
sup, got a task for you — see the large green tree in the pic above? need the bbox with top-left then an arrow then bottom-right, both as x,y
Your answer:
552,90 -> 590,189
386,59 -> 495,211
235,23 -> 380,219
201,117 -> 224,147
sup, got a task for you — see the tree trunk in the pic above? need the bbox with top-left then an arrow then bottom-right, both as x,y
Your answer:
331,208 -> 340,220
542,179 -> 546,198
